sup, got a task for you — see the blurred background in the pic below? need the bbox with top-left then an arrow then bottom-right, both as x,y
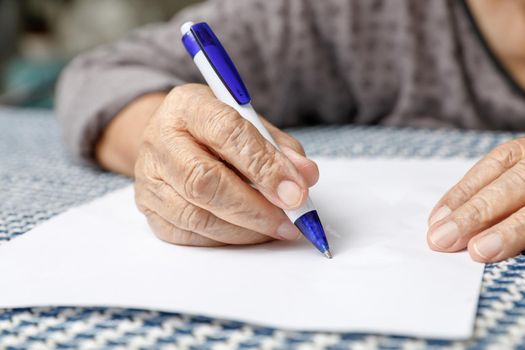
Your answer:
0,0 -> 201,109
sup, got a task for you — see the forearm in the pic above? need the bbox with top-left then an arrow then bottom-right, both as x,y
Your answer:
95,92 -> 166,176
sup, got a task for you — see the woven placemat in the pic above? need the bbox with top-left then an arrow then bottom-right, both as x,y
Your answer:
1,107 -> 524,349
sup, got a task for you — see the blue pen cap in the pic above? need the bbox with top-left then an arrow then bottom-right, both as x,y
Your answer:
182,22 -> 251,105
182,31 -> 201,58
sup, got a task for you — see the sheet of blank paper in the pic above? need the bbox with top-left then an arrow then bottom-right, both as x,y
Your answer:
0,158 -> 484,339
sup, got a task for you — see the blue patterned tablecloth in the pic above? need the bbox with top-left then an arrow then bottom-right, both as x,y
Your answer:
1,107 -> 525,350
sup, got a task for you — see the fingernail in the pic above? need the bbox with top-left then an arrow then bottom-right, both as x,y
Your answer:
429,221 -> 459,249
429,205 -> 452,226
277,221 -> 301,240
277,180 -> 303,208
474,233 -> 503,260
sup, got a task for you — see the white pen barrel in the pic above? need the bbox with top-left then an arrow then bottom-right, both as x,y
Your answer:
193,51 -> 314,222
193,52 -> 277,147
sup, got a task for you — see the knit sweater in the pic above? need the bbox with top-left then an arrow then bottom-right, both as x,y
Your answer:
56,0 -> 525,162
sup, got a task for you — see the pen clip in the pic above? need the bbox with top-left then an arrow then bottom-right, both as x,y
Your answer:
188,22 -> 251,105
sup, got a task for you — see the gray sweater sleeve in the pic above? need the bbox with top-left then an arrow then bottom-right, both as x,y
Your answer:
57,0 -> 525,164
55,0 -> 347,163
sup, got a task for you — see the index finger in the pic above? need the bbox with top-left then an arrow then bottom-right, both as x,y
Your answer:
428,139 -> 525,226
172,86 -> 309,210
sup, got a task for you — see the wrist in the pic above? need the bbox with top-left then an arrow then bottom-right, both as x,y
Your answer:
95,92 -> 167,176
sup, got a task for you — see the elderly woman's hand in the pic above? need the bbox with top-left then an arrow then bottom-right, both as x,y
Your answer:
428,138 -> 525,262
134,84 -> 319,246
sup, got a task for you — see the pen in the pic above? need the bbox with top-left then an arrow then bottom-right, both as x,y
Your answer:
180,21 -> 332,258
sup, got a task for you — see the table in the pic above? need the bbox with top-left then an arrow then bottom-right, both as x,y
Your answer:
1,107 -> 524,349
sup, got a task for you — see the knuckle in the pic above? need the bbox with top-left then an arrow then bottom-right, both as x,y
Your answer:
169,84 -> 186,99
225,119 -> 253,151
183,159 -> 224,205
205,104 -> 262,156
510,211 -> 525,230
167,226 -> 220,247
488,140 -> 525,168
138,192 -> 208,246
137,202 -> 153,218
247,147 -> 281,183
142,175 -> 168,203
176,202 -> 215,232
167,84 -> 213,123
145,211 -> 190,245
170,83 -> 207,99
456,196 -> 492,227
134,148 -> 153,180
167,226 -> 193,245
451,180 -> 477,203
135,146 -> 163,182
143,211 -> 171,242
509,161 -> 525,185
453,183 -> 470,199
207,105 -> 246,147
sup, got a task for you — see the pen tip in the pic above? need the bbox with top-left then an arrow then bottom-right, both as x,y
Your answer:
323,250 -> 333,259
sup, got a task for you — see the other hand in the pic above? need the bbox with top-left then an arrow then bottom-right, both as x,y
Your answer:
428,138 -> 525,262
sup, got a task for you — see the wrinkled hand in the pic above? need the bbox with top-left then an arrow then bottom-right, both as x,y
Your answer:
428,138 -> 525,262
134,84 -> 319,246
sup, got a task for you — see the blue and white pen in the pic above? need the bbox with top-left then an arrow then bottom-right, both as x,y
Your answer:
181,22 -> 332,258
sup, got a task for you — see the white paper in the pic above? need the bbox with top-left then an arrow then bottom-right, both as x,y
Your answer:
0,158 -> 484,339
